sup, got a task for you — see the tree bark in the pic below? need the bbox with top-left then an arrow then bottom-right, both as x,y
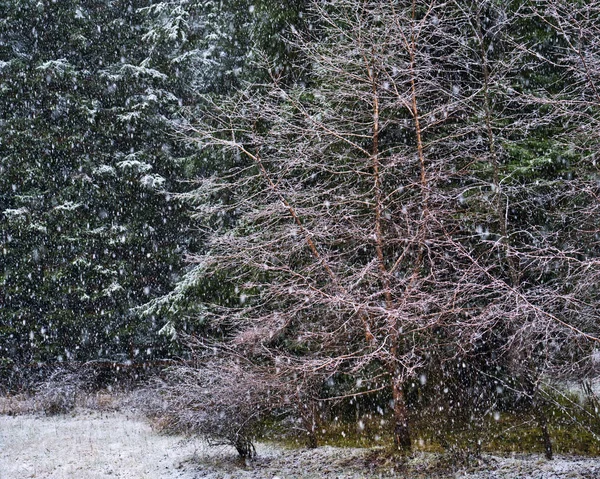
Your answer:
392,379 -> 411,452
534,398 -> 553,460
528,378 -> 553,460
540,415 -> 553,460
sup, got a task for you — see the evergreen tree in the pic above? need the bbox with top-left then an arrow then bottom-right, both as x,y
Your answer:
0,0 -> 194,374
0,0 -> 307,383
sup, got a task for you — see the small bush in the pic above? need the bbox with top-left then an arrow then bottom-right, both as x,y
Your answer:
35,366 -> 90,415
0,393 -> 38,415
137,357 -> 286,459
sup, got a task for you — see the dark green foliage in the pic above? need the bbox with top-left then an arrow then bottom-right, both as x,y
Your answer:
0,0 -> 308,384
0,0 -> 194,369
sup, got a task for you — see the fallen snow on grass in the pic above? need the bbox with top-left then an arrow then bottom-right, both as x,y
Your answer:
0,411 -> 198,479
186,443 -> 390,479
456,454 -> 600,479
1,411 -> 599,479
0,411 -> 379,479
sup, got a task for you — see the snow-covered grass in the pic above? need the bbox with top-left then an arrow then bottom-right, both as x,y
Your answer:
0,389 -> 124,416
0,411 -> 199,479
1,410 -> 599,479
456,454 -> 600,479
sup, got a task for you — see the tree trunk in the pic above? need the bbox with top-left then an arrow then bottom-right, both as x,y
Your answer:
392,379 -> 411,453
233,435 -> 256,460
535,405 -> 553,460
528,378 -> 553,460
306,431 -> 318,449
300,400 -> 319,449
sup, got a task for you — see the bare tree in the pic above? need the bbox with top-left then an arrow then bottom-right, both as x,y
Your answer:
161,0 -> 600,456
450,0 -> 600,458
177,0 -> 498,453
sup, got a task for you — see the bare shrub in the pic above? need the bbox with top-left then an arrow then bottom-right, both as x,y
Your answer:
1,366 -> 130,416
145,361 -> 270,458
79,389 -> 127,412
35,366 -> 91,415
0,393 -> 38,416
137,348 -> 316,459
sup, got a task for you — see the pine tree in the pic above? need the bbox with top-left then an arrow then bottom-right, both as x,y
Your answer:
0,0 -> 194,375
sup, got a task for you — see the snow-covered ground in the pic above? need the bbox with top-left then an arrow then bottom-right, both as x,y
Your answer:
1,411 -> 599,479
455,455 -> 600,479
0,411 -> 198,479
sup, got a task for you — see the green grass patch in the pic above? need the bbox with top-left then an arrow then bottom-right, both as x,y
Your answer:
261,401 -> 600,457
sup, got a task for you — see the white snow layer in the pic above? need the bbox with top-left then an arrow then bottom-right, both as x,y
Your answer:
1,412 -> 599,479
0,412 -> 197,479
